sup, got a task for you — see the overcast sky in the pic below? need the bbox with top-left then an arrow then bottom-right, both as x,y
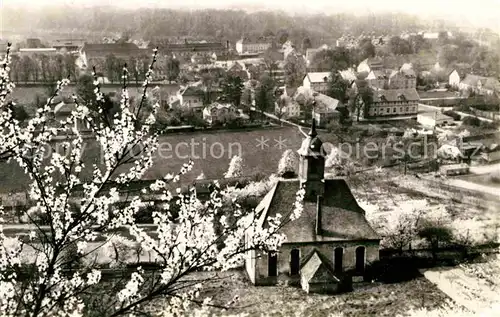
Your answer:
2,0 -> 500,30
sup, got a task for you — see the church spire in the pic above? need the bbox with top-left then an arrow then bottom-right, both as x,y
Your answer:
309,117 -> 317,138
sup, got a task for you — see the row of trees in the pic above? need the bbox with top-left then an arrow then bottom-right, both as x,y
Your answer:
89,54 -> 181,84
9,54 -> 78,83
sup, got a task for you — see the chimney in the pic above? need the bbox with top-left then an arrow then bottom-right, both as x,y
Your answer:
316,195 -> 323,236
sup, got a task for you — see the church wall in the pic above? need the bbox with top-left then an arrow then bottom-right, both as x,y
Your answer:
251,240 -> 379,285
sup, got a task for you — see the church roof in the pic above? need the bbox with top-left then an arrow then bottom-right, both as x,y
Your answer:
256,178 -> 380,243
297,120 -> 327,157
300,249 -> 339,284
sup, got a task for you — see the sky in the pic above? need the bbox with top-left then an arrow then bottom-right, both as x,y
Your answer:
2,0 -> 500,31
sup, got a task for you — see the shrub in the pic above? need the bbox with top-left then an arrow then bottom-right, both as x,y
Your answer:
443,110 -> 461,121
462,116 -> 481,127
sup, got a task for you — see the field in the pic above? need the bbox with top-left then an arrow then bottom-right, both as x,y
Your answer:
421,254 -> 500,314
457,172 -> 500,189
0,125 -> 367,192
144,269 -> 452,317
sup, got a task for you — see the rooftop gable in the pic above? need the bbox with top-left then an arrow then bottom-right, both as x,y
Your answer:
306,72 -> 331,83
257,178 -> 380,243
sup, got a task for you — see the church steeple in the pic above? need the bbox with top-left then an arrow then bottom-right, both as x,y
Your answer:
309,117 -> 317,138
297,118 -> 326,201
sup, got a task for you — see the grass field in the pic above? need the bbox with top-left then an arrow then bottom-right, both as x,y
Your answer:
0,126 -> 356,192
144,269 -> 452,317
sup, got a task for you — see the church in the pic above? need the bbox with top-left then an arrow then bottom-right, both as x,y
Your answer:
244,120 -> 380,294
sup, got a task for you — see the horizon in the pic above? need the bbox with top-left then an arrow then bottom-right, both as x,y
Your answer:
2,0 -> 500,33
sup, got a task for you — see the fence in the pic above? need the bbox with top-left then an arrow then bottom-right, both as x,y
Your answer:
397,176 -> 500,210
469,108 -> 500,121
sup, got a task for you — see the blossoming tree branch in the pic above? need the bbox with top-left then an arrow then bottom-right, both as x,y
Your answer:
0,43 -> 305,317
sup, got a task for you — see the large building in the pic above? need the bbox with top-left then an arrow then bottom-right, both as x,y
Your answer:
152,40 -> 228,59
235,37 -> 272,55
358,88 -> 420,119
303,72 -> 331,95
79,42 -> 148,70
245,121 -> 380,294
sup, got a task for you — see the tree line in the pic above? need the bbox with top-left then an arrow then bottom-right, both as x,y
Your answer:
3,6 -> 452,46
9,54 -> 78,84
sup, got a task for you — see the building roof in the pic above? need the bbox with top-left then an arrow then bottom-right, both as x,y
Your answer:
482,77 -> 500,91
19,48 -> 57,53
54,101 -> 77,114
181,86 -> 204,97
338,68 -> 357,82
82,43 -> 145,57
238,37 -> 273,45
418,111 -> 453,121
372,88 -> 420,102
154,41 -> 226,52
300,250 -> 339,284
440,163 -> 469,171
256,178 -> 380,243
314,93 -> 341,114
306,72 -> 331,84
460,74 -> 487,87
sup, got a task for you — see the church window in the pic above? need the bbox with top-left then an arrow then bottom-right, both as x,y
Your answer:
290,249 -> 300,275
268,252 -> 278,277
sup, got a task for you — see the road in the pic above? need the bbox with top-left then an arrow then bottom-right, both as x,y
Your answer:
469,162 -> 500,175
249,106 -> 303,128
418,103 -> 494,123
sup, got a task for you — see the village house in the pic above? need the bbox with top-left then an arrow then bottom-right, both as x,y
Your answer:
439,163 -> 469,176
51,39 -> 85,53
245,121 -> 380,294
365,70 -> 390,90
389,68 -> 417,89
356,57 -> 384,74
235,37 -> 272,55
303,72 -> 330,95
51,101 -> 91,133
305,45 -> 329,67
177,86 -> 205,112
448,70 -> 461,88
18,48 -> 58,57
152,40 -> 228,59
276,95 -> 301,119
364,88 -> 420,119
202,102 -> 239,125
227,62 -> 250,81
312,94 -> 342,128
338,68 -> 357,83
459,74 -> 500,96
417,111 -> 454,128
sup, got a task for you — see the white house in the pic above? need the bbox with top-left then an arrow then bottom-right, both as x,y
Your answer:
303,72 -> 330,94
448,70 -> 461,88
356,57 -> 384,74
417,111 -> 454,128
338,68 -> 357,82
202,102 -> 237,125
276,95 -> 301,119
235,38 -> 272,55
177,86 -> 205,112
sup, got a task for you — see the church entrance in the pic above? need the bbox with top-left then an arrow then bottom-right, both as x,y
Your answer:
334,247 -> 343,272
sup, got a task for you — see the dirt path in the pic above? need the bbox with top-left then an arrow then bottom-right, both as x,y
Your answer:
421,266 -> 499,313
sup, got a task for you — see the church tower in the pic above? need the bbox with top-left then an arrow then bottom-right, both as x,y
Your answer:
297,118 -> 326,202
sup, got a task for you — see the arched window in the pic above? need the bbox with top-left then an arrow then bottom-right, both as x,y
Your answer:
334,247 -> 343,272
290,249 -> 300,275
268,252 -> 278,277
355,246 -> 366,272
